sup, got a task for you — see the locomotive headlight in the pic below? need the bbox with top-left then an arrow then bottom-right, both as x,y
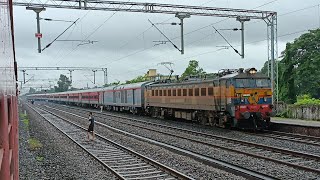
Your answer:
264,97 -> 267,102
249,69 -> 257,74
245,68 -> 257,74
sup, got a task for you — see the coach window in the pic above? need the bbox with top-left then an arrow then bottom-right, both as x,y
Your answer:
168,89 -> 172,96
183,89 -> 187,96
164,89 -> 167,96
178,89 -> 181,96
188,89 -> 193,96
159,89 -> 162,96
201,88 -> 207,96
152,90 -> 154,96
195,88 -> 200,96
173,89 -> 177,96
208,87 -> 214,96
155,90 -> 158,96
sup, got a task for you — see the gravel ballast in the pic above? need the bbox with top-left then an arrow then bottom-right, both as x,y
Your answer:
44,103 -> 320,179
36,103 -> 247,180
20,104 -> 116,179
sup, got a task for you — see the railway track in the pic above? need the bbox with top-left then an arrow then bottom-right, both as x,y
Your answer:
27,104 -> 194,180
253,131 -> 320,147
34,103 -> 277,180
44,103 -> 320,176
55,103 -> 320,147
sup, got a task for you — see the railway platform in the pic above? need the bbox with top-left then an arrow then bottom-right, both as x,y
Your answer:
271,117 -> 320,136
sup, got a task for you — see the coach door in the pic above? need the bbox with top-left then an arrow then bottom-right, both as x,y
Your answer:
219,79 -> 227,111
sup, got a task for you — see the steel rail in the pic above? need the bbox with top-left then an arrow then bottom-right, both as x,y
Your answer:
52,104 -> 320,160
26,104 -> 193,180
45,104 -> 320,175
37,104 -> 278,180
245,131 -> 320,147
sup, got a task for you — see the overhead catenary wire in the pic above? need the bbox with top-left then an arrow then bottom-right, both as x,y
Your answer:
109,26 -> 319,78
212,26 -> 241,56
148,19 -> 181,53
53,0 -> 131,65
42,18 -> 79,52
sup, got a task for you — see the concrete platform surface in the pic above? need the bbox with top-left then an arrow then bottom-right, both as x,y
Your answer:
271,117 -> 320,128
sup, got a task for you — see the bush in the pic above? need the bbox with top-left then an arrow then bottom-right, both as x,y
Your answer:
294,95 -> 320,105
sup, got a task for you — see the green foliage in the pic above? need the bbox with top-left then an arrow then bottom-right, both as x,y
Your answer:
54,74 -> 71,92
103,81 -> 121,87
276,109 -> 291,118
181,60 -> 206,80
28,138 -> 42,151
20,113 -> 29,129
295,94 -> 320,105
36,156 -> 44,162
261,29 -> 320,103
125,75 -> 148,84
22,119 -> 29,130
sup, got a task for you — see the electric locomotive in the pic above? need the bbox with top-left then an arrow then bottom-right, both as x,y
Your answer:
145,68 -> 273,130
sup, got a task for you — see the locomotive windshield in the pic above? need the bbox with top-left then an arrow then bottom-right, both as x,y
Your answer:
235,78 -> 271,88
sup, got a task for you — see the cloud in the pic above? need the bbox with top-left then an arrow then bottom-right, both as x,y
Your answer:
13,0 -> 320,91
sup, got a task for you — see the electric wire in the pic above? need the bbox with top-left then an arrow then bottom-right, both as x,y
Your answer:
212,26 -> 240,56
109,26 -> 319,78
148,19 -> 181,52
42,18 -> 79,52
53,1 -> 131,65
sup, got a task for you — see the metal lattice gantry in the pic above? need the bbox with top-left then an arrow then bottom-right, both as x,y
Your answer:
19,67 -> 108,85
12,0 -> 275,19
11,0 -> 278,103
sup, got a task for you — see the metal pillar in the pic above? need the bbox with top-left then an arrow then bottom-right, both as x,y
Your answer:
26,7 -> 45,53
175,13 -> 190,55
93,70 -> 97,84
266,13 -> 278,105
69,70 -> 74,83
236,17 -> 250,59
36,12 -> 41,53
22,70 -> 26,84
103,68 -> 108,85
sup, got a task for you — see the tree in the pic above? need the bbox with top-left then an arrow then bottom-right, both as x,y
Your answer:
260,29 -> 320,102
104,81 -> 121,87
54,74 -> 71,92
180,60 -> 206,80
125,75 -> 148,84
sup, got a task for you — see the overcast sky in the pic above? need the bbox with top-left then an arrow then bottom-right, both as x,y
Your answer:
13,0 -> 320,92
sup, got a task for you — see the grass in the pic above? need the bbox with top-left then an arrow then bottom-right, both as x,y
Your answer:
28,138 -> 43,151
20,112 -> 30,130
19,113 -> 28,119
22,119 -> 29,129
36,156 -> 44,162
